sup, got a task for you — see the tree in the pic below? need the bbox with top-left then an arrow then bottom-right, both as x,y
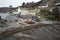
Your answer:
9,5 -> 13,14
52,7 -> 60,21
22,2 -> 25,7
26,2 -> 29,5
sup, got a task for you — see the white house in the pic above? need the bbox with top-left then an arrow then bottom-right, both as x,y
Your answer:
18,6 -> 21,12
13,12 -> 19,15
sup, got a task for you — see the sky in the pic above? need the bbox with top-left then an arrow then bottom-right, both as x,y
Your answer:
0,0 -> 40,7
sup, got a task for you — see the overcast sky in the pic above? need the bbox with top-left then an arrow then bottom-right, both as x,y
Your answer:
0,0 -> 40,7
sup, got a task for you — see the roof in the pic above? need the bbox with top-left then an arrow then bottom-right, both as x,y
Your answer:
21,10 -> 29,15
13,12 -> 19,14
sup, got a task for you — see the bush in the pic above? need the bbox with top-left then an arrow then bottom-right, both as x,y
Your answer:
46,16 -> 57,20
